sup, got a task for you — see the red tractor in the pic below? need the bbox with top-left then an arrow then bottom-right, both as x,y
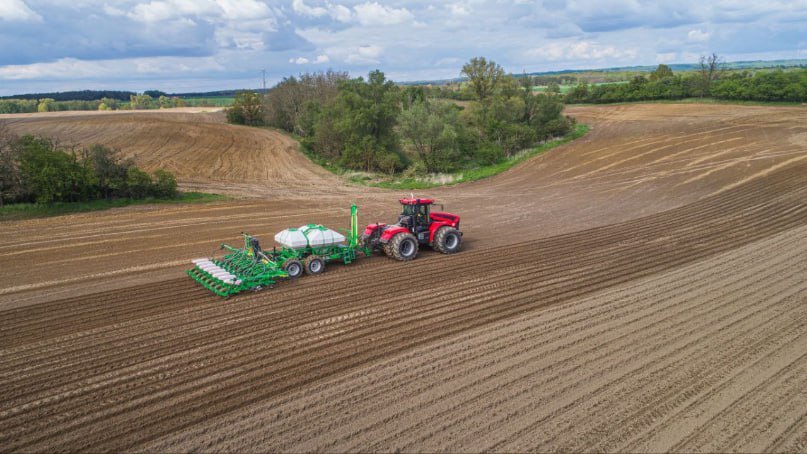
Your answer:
361,197 -> 462,261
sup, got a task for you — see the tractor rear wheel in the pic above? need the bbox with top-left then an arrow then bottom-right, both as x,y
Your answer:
389,232 -> 418,261
305,256 -> 325,275
283,259 -> 303,278
434,227 -> 462,254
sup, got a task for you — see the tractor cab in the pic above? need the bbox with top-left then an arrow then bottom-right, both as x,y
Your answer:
398,197 -> 434,235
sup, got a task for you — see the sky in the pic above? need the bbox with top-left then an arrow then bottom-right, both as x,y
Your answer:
0,0 -> 806,95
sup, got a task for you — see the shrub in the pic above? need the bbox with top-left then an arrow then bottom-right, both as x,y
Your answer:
475,141 -> 505,165
152,169 -> 178,198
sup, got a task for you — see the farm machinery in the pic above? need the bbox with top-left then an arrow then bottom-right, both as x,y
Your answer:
188,198 -> 462,297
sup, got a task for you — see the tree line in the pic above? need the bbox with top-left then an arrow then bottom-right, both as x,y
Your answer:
0,90 -> 136,102
0,95 -> 192,114
565,56 -> 807,104
228,57 -> 575,175
0,123 -> 177,206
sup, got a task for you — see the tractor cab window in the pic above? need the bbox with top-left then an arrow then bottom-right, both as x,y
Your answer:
416,204 -> 430,226
402,204 -> 416,216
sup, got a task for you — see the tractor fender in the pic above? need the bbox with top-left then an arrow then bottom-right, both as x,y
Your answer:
428,221 -> 455,243
362,223 -> 387,236
378,225 -> 409,243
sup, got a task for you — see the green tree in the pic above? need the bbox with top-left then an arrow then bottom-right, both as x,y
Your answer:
99,97 -> 120,110
398,100 -> 464,172
157,95 -> 173,109
319,70 -> 403,172
263,71 -> 348,136
0,122 -> 22,206
126,167 -> 152,199
129,94 -> 154,109
461,57 -> 506,102
37,98 -> 55,112
16,136 -> 93,203
697,53 -> 725,97
474,141 -> 505,165
565,81 -> 590,103
151,169 -> 178,198
649,64 -> 674,81
143,90 -> 168,98
86,144 -> 131,199
227,91 -> 265,126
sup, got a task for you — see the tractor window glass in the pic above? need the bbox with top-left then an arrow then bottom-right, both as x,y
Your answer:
402,205 -> 416,215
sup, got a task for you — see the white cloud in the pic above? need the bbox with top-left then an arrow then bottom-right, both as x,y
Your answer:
354,2 -> 413,25
358,45 -> 382,58
527,41 -> 638,61
345,44 -> 383,63
216,0 -> 272,21
127,0 -> 215,23
687,29 -> 711,42
449,3 -> 471,17
0,0 -> 42,22
102,3 -> 126,17
127,0 -> 272,23
289,54 -> 329,64
292,0 -> 352,22
214,29 -> 265,50
331,4 -> 352,22
292,0 -> 328,17
0,56 -> 225,80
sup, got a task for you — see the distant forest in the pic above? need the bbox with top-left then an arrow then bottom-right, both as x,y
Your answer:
0,89 -> 242,101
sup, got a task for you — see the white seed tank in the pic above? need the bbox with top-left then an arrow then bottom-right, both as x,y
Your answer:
274,224 -> 346,249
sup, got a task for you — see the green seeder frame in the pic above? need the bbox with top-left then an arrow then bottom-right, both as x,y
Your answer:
264,204 -> 371,268
188,204 -> 370,297
187,233 -> 289,297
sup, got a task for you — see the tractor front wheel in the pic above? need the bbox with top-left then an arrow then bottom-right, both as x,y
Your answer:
283,259 -> 303,278
388,232 -> 418,261
434,227 -> 462,254
305,256 -> 325,275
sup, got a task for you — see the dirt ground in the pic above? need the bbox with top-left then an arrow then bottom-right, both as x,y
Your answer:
0,103 -> 805,452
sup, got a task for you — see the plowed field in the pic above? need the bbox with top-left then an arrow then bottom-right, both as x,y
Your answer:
1,103 -> 806,452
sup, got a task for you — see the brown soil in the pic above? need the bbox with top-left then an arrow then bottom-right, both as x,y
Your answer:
2,109 -> 340,190
0,103 -> 805,452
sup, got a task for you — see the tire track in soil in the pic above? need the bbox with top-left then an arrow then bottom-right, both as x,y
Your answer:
142,224 -> 807,453
3,159 -> 802,346
36,231 -> 784,450
367,264 -> 805,453
0,162 -> 804,450
654,343 -> 807,453
1,168 -> 800,402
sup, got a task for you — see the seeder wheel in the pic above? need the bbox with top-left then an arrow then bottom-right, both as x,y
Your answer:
305,256 -> 325,275
283,259 -> 303,278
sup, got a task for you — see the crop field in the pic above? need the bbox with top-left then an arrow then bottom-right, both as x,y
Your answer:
1,103 -> 806,452
531,81 -> 626,93
179,96 -> 235,107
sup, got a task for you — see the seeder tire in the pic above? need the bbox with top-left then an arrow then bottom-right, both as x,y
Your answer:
305,256 -> 325,275
434,226 -> 462,254
283,259 -> 303,279
389,232 -> 419,261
